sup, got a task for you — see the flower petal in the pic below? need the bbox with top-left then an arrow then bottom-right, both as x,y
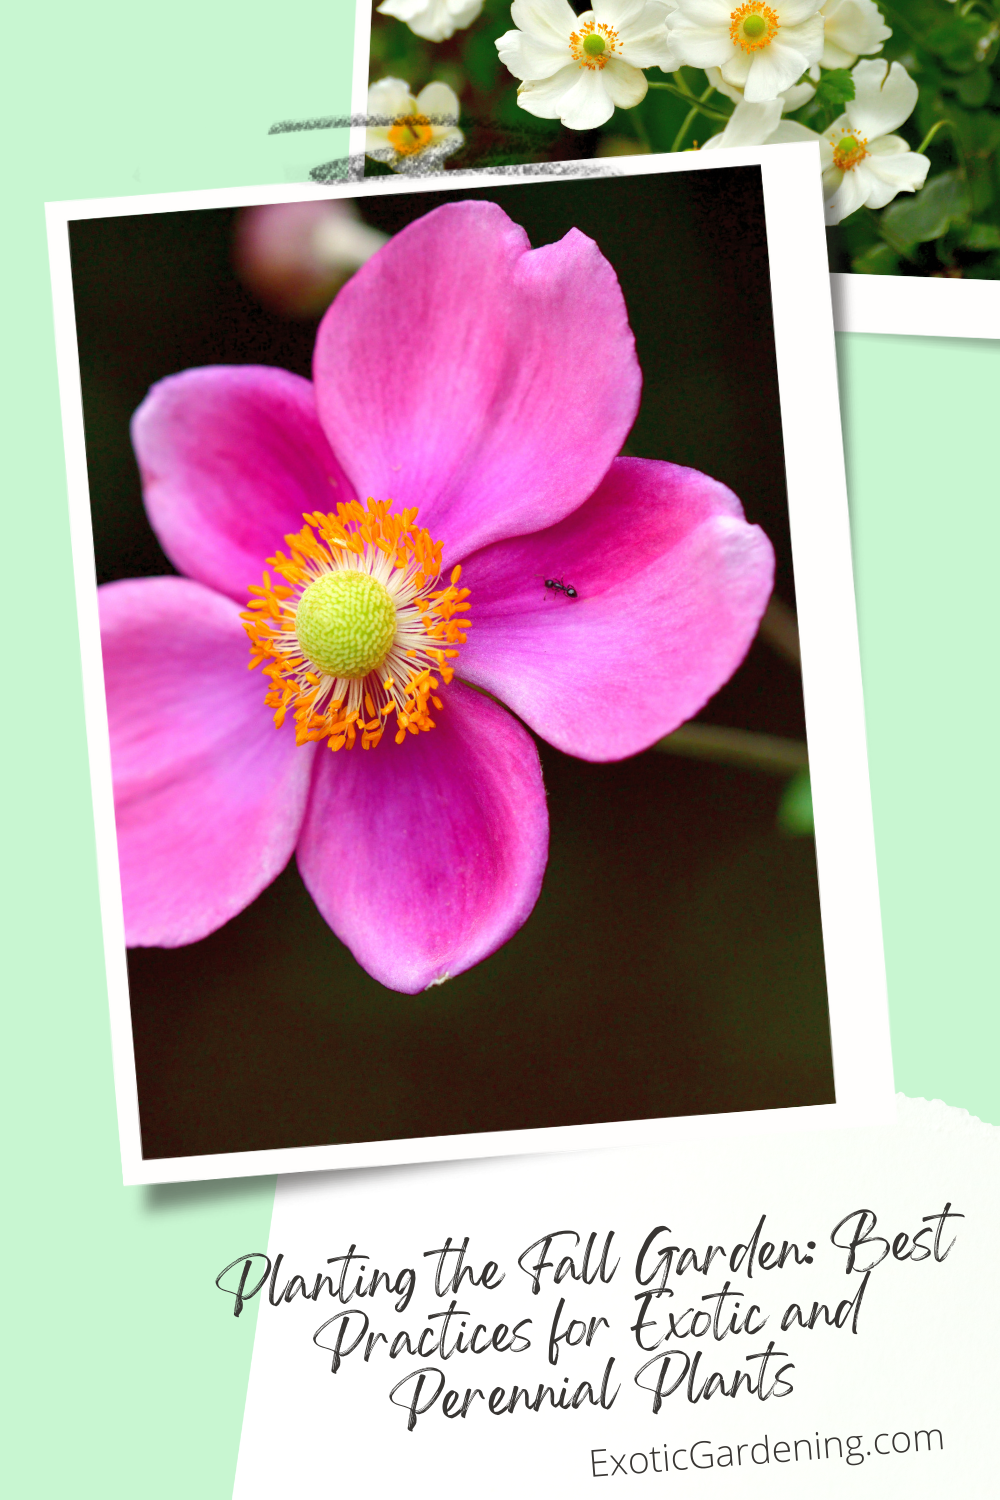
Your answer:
99,576 -> 316,947
132,366 -> 352,605
743,27 -> 821,101
598,56 -> 649,111
701,97 -> 783,149
517,65 -> 617,130
415,81 -> 461,124
457,457 -> 775,762
368,77 -> 417,121
496,25 -> 572,80
824,162 -> 868,222
674,24 -> 737,69
776,0 -> 823,24
601,0 -> 681,68
313,201 -> 641,563
847,59 -> 918,140
297,682 -> 549,994
857,147 -> 929,210
510,0 -> 577,44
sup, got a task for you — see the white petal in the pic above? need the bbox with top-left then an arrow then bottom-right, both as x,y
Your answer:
670,22 -> 736,68
743,35 -> 813,100
447,0 -> 484,25
781,78 -> 816,110
848,59 -> 918,140
510,0 -> 578,44
600,55 -> 650,108
517,64 -> 616,129
825,164 -> 868,223
821,0 -> 890,59
777,0 -> 825,23
867,132 -> 910,156
821,39 -> 854,68
377,0 -> 474,42
704,65 -> 744,104
368,77 -> 418,121
720,48 -> 752,85
496,27 -> 570,80
771,118 -> 824,147
719,97 -> 784,146
613,1 -> 682,67
594,0 -> 652,28
415,82 -> 461,124
860,147 -> 930,208
671,0 -> 731,24
778,12 -> 826,60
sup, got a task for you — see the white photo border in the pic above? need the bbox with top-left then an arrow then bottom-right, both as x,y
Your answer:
46,144 -> 894,1186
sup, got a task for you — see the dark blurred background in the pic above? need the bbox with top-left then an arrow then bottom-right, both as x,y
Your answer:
70,168 -> 833,1161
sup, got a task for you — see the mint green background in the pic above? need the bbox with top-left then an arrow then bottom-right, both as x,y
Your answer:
2,3 -> 996,1494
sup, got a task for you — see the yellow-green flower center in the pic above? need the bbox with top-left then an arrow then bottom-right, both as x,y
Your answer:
583,32 -> 606,55
832,131 -> 869,171
294,570 -> 397,679
730,2 -> 779,51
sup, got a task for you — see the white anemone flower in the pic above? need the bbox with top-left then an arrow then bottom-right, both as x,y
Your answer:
377,0 -> 483,43
819,59 -> 930,223
496,0 -> 680,132
701,60 -> 930,225
366,78 -> 465,174
668,0 -> 825,103
819,0 -> 890,70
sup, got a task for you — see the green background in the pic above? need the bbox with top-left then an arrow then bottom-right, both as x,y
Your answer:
2,2 -> 996,1495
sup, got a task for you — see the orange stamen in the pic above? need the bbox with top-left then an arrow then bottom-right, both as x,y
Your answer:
241,497 -> 471,753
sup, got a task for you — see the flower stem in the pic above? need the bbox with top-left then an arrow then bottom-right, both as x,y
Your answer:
646,81 -> 731,123
670,84 -> 719,152
653,722 -> 808,775
915,118 -> 949,156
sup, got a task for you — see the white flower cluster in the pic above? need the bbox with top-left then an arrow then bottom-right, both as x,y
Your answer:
492,0 -> 928,222
371,0 -> 929,224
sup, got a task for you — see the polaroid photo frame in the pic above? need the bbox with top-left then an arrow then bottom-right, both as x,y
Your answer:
231,1096 -> 1000,1497
46,145 -> 892,1187
353,0 -> 1000,339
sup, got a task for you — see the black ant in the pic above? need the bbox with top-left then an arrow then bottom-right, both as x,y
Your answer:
541,575 -> 579,600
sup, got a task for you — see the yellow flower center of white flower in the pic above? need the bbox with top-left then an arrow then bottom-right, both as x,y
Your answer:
569,20 -> 620,69
831,132 -> 869,172
242,500 -> 471,751
387,115 -> 435,156
729,1 -> 779,51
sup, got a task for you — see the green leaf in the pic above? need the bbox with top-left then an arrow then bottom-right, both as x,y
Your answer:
778,770 -> 813,839
963,221 -> 1000,250
852,242 -> 901,275
880,171 -> 972,248
810,68 -> 855,112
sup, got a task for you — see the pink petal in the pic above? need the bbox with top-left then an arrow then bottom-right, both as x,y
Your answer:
457,457 -> 775,761
312,200 -> 641,565
296,681 -> 549,994
132,366 -> 353,604
99,576 -> 317,946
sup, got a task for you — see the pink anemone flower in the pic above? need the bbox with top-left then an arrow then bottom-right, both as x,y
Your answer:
99,199 -> 775,995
